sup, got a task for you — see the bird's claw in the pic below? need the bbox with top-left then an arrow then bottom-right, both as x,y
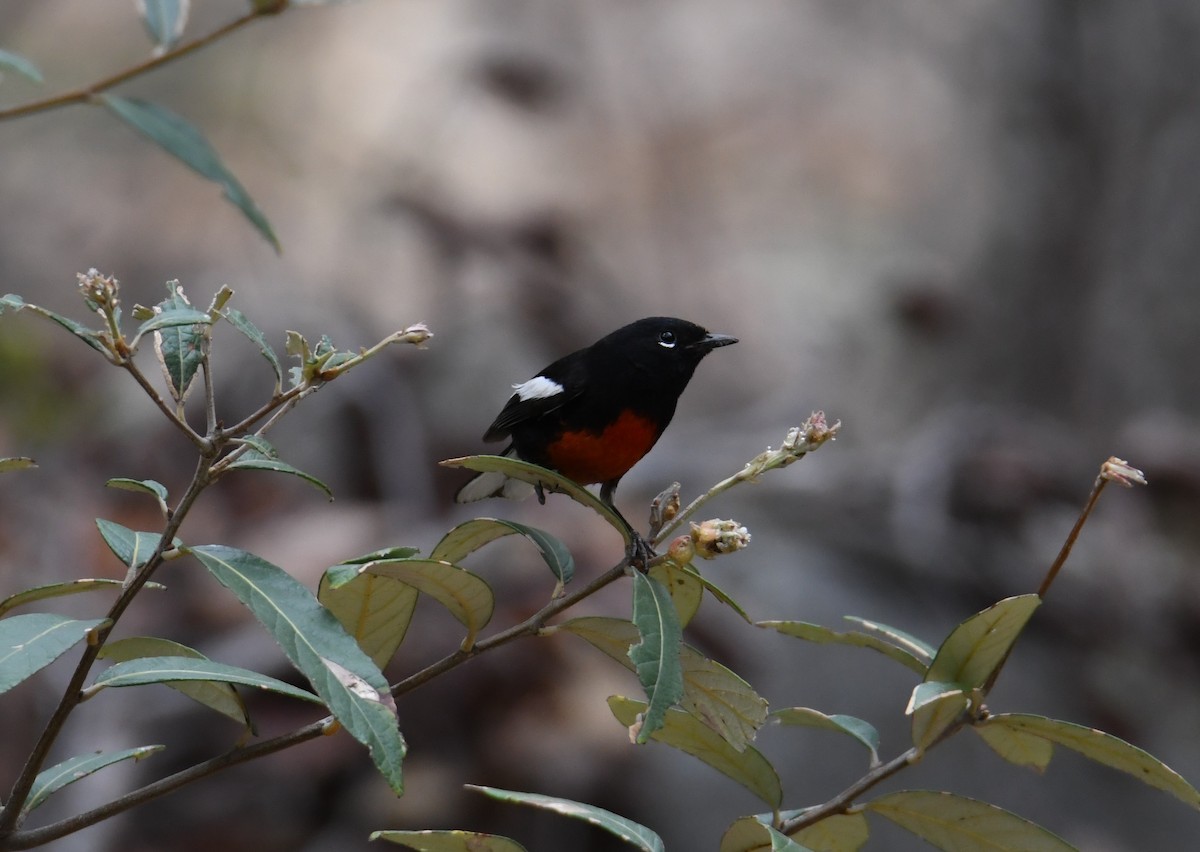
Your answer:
625,533 -> 657,572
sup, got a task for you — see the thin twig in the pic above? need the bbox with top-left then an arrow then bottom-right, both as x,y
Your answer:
0,11 -> 267,122
120,359 -> 207,451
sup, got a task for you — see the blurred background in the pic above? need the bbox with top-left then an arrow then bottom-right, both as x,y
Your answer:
2,1 -> 1199,850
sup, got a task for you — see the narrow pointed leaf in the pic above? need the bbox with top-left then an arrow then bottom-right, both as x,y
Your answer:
772,708 -> 881,766
981,714 -> 1200,809
25,746 -> 163,816
107,477 -> 170,515
357,559 -> 494,649
440,455 -> 629,541
468,785 -> 664,852
137,0 -> 190,52
96,519 -> 178,569
318,566 -> 420,669
227,438 -> 333,500
370,829 -> 528,851
648,560 -> 703,626
341,546 -> 422,565
759,620 -> 927,675
0,49 -> 43,84
866,790 -> 1077,851
0,457 -> 37,473
0,294 -> 109,355
221,307 -> 283,389
146,281 -> 207,400
842,616 -> 936,663
431,518 -> 574,587
629,572 -> 684,743
609,696 -> 782,808
560,617 -> 767,750
0,614 -> 109,693
99,96 -> 279,251
0,579 -> 162,618
718,819 -> 817,852
90,656 -> 321,705
99,637 -> 250,728
681,564 -> 753,623
926,595 -> 1041,689
189,545 -> 405,792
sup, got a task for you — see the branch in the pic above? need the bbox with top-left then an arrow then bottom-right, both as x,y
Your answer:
0,10 -> 268,122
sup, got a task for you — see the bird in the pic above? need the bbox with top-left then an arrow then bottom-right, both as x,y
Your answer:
455,316 -> 737,563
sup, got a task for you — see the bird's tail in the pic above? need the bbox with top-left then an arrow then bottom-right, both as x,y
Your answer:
454,445 -> 537,503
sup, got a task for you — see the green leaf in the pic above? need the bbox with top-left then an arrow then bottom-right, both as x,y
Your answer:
0,457 -> 37,473
96,519 -> 178,569
137,0 -> 189,52
431,518 -> 574,589
355,559 -> 494,650
188,545 -> 405,793
790,812 -> 871,852
227,437 -> 333,500
866,790 -> 1077,851
629,572 -> 684,744
973,717 -> 1054,772
370,830 -> 528,851
0,49 -> 43,84
979,714 -> 1200,809
0,579 -> 163,618
759,620 -> 928,675
771,708 -> 881,767
925,595 -> 1041,689
0,614 -> 109,693
221,307 -> 283,390
467,785 -> 665,852
647,559 -> 703,626
0,293 -> 109,355
99,638 -> 251,729
718,819 -> 817,852
106,477 -> 170,516
439,455 -> 630,541
88,656 -> 322,705
559,617 -> 767,750
841,616 -> 936,663
608,696 -> 783,809
318,566 -> 420,670
906,682 -> 968,751
25,746 -> 163,816
340,546 -> 422,565
99,96 -> 280,251
146,281 -> 208,402
679,563 -> 753,623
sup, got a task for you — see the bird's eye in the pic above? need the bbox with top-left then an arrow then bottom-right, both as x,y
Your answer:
658,330 -> 677,348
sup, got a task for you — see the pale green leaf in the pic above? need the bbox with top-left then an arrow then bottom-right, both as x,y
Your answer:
866,790 -> 1077,851
137,0 -> 189,52
468,785 -> 664,852
0,49 -> 43,83
189,545 -> 405,792
772,707 -> 880,766
25,746 -> 163,816
609,696 -> 782,808
99,637 -> 250,728
0,294 -> 109,355
629,572 -> 684,743
89,656 -> 321,705
973,717 -> 1054,772
106,477 -> 169,516
357,558 -> 494,650
431,518 -> 574,588
95,518 -> 178,569
791,812 -> 871,852
981,714 -> 1200,809
99,96 -> 279,251
0,579 -> 162,618
648,560 -> 703,626
0,457 -> 37,473
841,616 -> 936,663
926,595 -> 1041,689
318,567 -> 419,669
907,682 -> 968,750
759,620 -> 927,675
220,307 -> 283,390
0,614 -> 109,693
718,817 -> 817,852
370,829 -> 528,851
227,436 -> 333,500
439,455 -> 629,541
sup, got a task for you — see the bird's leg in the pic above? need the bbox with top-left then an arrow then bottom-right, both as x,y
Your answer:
601,480 -> 655,570
535,482 -> 546,505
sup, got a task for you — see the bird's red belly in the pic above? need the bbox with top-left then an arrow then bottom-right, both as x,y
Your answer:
544,410 -> 660,485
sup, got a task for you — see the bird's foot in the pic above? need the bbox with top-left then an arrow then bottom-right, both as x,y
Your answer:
625,533 -> 657,572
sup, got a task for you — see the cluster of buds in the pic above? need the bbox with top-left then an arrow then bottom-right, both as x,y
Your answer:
1100,457 -> 1147,488
77,268 -> 120,314
667,519 -> 751,563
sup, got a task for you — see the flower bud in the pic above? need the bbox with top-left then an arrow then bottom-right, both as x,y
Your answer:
690,519 -> 751,559
667,534 -> 695,565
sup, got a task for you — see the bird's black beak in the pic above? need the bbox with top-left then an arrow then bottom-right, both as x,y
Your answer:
693,332 -> 738,351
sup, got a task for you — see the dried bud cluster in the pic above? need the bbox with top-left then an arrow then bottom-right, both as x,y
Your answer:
690,519 -> 751,559
1100,457 -> 1147,488
77,268 -> 119,313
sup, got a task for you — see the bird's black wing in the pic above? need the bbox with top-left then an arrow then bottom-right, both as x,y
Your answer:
481,352 -> 586,442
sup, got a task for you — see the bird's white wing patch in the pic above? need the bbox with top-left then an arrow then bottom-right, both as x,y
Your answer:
512,375 -> 564,401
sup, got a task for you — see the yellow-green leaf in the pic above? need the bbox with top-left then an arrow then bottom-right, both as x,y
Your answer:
647,559 -> 703,626
318,569 -> 419,670
907,682 -> 968,751
866,790 -> 1076,851
467,785 -> 664,852
926,595 -> 1041,689
370,829 -> 528,851
771,708 -> 880,767
608,696 -> 782,808
359,559 -> 494,649
791,812 -> 871,852
759,620 -> 927,675
973,717 -> 1054,772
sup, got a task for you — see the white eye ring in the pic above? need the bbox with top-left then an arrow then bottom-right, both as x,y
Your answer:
658,331 -> 677,348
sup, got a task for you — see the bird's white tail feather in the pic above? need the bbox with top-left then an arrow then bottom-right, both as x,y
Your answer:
455,470 -> 536,503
